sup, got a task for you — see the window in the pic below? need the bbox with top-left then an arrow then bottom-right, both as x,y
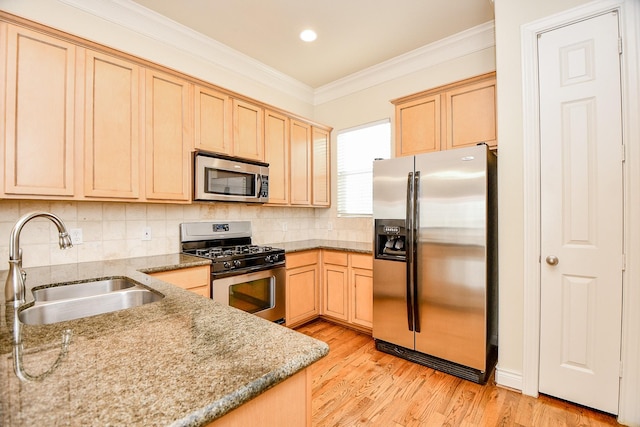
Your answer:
337,120 -> 391,216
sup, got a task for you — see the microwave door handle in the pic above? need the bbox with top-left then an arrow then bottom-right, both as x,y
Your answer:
257,174 -> 262,197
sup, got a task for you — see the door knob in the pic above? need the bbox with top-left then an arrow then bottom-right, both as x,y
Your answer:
545,255 -> 559,266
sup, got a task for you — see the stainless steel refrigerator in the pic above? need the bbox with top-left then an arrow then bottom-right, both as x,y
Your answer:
372,144 -> 497,383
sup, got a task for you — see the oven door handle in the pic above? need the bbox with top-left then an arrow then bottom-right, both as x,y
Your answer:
211,263 -> 286,279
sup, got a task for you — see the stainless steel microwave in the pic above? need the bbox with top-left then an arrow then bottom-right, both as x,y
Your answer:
194,151 -> 269,203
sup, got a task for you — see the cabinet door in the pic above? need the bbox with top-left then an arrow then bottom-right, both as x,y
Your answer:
395,95 -> 441,157
149,265 -> 210,298
264,110 -> 289,205
84,50 -> 142,199
3,24 -> 78,196
322,251 -> 348,321
290,119 -> 311,205
145,70 -> 193,201
444,77 -> 496,150
311,127 -> 330,206
286,250 -> 319,327
232,99 -> 264,161
194,85 -> 231,155
323,263 -> 349,321
286,265 -> 319,327
351,267 -> 373,329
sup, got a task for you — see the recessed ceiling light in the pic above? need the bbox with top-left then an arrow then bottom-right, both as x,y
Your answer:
300,29 -> 317,42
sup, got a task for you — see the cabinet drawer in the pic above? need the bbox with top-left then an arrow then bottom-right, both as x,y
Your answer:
149,265 -> 210,290
350,253 -> 373,270
323,250 -> 348,266
286,250 -> 319,269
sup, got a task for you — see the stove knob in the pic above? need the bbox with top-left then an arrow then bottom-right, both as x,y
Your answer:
223,261 -> 232,269
233,260 -> 242,267
265,254 -> 278,263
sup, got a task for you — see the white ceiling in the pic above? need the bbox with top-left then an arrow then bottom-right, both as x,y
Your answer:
129,0 -> 495,89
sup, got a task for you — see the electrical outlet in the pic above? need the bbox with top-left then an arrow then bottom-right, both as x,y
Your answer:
328,221 -> 333,231
142,227 -> 152,241
282,222 -> 288,232
69,228 -> 83,245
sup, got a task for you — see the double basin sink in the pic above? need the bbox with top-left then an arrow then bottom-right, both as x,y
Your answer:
19,277 -> 164,325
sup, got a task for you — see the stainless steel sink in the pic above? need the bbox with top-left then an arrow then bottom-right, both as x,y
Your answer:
19,278 -> 164,325
32,278 -> 137,301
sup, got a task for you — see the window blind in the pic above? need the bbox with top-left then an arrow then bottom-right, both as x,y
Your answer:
337,120 -> 391,216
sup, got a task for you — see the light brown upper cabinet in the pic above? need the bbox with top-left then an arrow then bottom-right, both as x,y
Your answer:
84,50 -> 142,199
264,110 -> 290,205
2,23 -> 79,197
232,99 -> 264,161
392,72 -> 496,157
311,127 -> 331,207
394,94 -> 441,156
444,77 -> 496,150
145,69 -> 193,202
194,86 -> 232,155
290,120 -> 312,205
1,15 -> 333,206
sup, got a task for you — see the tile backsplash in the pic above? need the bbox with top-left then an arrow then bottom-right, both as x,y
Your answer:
0,200 -> 372,268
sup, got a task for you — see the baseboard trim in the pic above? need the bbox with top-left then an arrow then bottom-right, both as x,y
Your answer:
495,366 -> 524,392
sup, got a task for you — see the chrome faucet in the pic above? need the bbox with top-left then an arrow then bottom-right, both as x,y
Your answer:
5,211 -> 73,307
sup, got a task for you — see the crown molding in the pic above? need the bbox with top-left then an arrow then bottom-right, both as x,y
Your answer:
313,21 -> 496,105
56,0 -> 494,107
57,0 -> 315,104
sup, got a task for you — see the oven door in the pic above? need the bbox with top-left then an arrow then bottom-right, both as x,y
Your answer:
212,266 -> 285,323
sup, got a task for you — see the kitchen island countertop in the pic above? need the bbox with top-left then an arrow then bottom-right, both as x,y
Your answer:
0,254 -> 328,426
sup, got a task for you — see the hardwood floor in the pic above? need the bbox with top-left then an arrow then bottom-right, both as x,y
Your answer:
296,320 -> 622,427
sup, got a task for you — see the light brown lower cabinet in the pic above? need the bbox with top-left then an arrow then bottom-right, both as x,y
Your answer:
286,249 -> 373,331
148,265 -> 210,297
205,368 -> 311,427
349,253 -> 373,329
322,251 -> 349,321
321,251 -> 373,330
286,250 -> 320,327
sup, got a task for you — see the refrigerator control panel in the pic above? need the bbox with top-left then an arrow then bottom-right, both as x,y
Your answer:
383,225 -> 401,234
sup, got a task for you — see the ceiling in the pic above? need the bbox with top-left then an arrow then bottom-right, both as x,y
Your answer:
129,0 -> 495,89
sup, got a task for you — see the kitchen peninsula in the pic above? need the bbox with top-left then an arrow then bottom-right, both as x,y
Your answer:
0,254 -> 328,426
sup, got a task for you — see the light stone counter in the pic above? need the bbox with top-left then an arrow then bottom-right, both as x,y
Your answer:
0,254 -> 328,426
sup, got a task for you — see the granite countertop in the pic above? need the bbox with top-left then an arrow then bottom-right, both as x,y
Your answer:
269,239 -> 372,255
0,254 -> 328,427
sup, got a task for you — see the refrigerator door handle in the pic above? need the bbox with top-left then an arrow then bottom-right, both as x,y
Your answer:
406,172 -> 414,332
413,171 -> 421,333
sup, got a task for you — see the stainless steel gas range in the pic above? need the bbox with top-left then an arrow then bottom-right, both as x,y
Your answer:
180,221 -> 286,324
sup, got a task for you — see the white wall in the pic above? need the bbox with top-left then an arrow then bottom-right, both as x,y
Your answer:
493,0 -> 598,388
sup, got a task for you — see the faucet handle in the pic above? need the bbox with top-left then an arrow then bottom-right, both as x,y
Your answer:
20,270 -> 27,283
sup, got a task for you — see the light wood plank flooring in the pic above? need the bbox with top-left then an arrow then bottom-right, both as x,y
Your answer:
296,320 -> 621,427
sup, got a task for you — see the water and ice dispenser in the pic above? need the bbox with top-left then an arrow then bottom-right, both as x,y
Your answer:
374,219 -> 407,261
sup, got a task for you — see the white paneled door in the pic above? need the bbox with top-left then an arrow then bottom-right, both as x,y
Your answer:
538,11 -> 623,414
